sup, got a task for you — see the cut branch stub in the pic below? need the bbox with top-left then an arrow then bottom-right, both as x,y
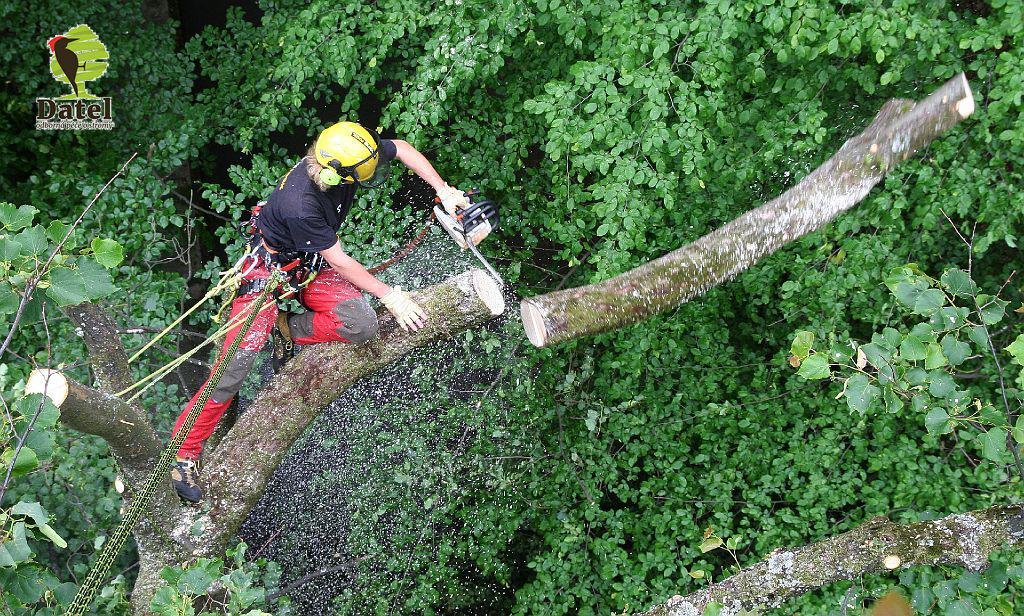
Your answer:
521,73 -> 974,348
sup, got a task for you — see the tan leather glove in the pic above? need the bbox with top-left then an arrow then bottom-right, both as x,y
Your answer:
380,286 -> 427,332
436,183 -> 469,216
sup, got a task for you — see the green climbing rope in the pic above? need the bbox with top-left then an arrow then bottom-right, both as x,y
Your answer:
64,271 -> 282,615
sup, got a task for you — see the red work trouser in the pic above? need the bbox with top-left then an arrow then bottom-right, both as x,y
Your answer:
171,258 -> 378,459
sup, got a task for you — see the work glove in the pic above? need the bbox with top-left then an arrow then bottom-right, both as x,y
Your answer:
436,183 -> 469,216
380,286 -> 427,332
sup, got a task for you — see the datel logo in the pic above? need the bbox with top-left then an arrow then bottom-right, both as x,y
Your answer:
35,24 -> 113,130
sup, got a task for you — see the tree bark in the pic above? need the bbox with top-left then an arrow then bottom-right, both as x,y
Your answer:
53,270 -> 502,614
521,73 -> 975,347
196,270 -> 503,554
637,503 -> 1024,616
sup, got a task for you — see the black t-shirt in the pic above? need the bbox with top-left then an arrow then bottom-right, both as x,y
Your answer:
256,139 -> 397,253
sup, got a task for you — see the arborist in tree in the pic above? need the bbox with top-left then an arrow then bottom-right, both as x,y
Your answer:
170,121 -> 492,502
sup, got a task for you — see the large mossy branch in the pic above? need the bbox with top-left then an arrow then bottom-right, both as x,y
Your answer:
638,504 -> 1024,616
521,73 -> 975,347
63,302 -> 134,392
196,269 -> 503,553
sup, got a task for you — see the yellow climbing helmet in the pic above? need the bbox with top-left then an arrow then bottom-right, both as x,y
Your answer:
314,121 -> 381,186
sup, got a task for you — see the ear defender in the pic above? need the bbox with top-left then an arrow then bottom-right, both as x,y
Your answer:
320,160 -> 355,186
320,165 -> 342,186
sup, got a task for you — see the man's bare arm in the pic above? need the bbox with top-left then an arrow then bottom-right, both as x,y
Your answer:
392,139 -> 445,192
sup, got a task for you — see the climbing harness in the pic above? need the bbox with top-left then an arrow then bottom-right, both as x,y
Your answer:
64,270 -> 284,615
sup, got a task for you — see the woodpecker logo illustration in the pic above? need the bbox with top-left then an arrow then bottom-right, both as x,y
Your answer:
36,24 -> 113,130
46,24 -> 108,99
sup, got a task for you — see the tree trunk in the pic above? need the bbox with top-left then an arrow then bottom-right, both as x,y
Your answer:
637,503 -> 1024,616
57,270 -> 503,614
520,73 -> 975,347
135,270 -> 499,612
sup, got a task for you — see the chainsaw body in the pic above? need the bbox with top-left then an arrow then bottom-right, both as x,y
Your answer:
434,191 -> 504,285
433,190 -> 499,249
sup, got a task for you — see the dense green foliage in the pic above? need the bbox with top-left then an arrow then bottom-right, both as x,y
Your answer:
1,0 -> 1023,614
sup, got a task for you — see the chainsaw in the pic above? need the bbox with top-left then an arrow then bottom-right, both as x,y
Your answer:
434,190 -> 503,286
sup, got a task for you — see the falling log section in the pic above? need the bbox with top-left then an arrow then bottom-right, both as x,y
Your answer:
521,73 -> 975,347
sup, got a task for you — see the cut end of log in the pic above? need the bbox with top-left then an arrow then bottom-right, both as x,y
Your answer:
956,73 -> 975,118
25,368 -> 69,407
520,300 -> 547,348
472,270 -> 505,316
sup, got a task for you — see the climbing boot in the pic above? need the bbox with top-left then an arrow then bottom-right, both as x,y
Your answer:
170,457 -> 202,503
271,311 -> 295,371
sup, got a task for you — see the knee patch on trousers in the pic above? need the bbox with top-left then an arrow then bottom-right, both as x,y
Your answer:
211,350 -> 259,403
333,298 -> 379,344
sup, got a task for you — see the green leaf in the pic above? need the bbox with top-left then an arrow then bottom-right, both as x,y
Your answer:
0,285 -> 18,314
90,238 -> 124,268
1,522 -> 32,564
941,269 -> 976,297
17,394 -> 60,429
0,563 -> 46,604
15,225 -> 47,257
11,501 -> 50,527
53,581 -> 78,605
969,325 -> 990,350
1007,334 -> 1024,364
845,374 -> 879,413
797,354 -> 830,379
941,335 -> 971,366
46,266 -> 89,306
45,220 -> 74,249
0,237 -> 22,261
893,281 -> 925,308
150,586 -> 188,616
981,427 -> 1008,462
882,385 -> 904,414
946,599 -> 977,616
924,343 -> 948,369
906,367 -> 928,386
1,446 -> 39,477
911,586 -> 934,612
699,536 -> 722,553
913,289 -> 945,316
928,372 -> 955,397
925,407 -> 953,435
977,294 -> 1007,325
899,335 -> 927,361
931,306 -> 967,331
703,602 -> 723,616
958,571 -> 981,592
1013,415 -> 1024,445
177,567 -> 215,595
0,204 -> 37,231
790,330 -> 814,359
78,257 -> 118,300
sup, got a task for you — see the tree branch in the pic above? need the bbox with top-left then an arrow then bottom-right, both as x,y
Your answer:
521,73 -> 975,347
195,270 -> 504,554
63,302 -> 133,392
637,503 -> 1024,616
61,379 -> 163,488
